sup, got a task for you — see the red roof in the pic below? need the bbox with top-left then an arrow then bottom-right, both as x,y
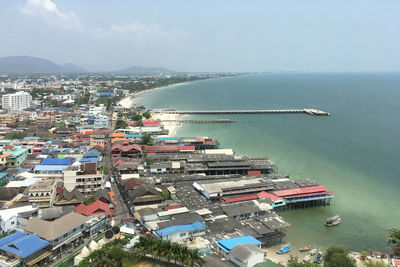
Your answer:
164,205 -> 182,211
126,121 -> 135,126
76,138 -> 90,142
143,121 -> 160,126
392,260 -> 400,267
257,191 -> 284,202
74,133 -> 84,136
75,200 -> 114,217
222,194 -> 258,203
4,145 -> 13,149
180,146 -> 195,151
272,186 -> 330,197
56,187 -> 63,194
84,131 -> 95,135
144,145 -> 180,154
248,170 -> 262,177
124,178 -> 147,190
280,191 -> 333,199
112,144 -> 142,152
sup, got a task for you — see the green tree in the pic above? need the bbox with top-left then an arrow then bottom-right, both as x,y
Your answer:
162,188 -> 171,200
390,228 -> 400,255
83,195 -> 95,205
109,246 -> 125,264
142,111 -> 151,119
140,133 -> 153,145
135,120 -> 143,126
288,256 -> 319,267
131,113 -> 143,122
112,226 -> 120,234
364,260 -> 388,267
324,246 -> 356,267
115,120 -> 128,129
101,166 -> 109,175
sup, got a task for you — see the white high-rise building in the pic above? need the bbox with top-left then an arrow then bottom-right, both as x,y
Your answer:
2,91 -> 32,111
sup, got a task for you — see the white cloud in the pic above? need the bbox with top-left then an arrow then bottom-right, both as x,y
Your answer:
20,0 -> 82,30
110,21 -> 168,37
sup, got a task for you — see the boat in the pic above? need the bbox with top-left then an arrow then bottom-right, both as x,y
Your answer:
314,252 -> 323,264
303,254 -> 311,262
309,248 -> 318,256
276,245 -> 292,254
299,245 -> 311,252
325,215 -> 341,226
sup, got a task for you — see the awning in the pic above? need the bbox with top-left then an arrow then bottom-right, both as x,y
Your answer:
26,251 -> 52,266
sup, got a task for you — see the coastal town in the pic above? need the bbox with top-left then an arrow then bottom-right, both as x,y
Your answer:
0,73 -> 397,267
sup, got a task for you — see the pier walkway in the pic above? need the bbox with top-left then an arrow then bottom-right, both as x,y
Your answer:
156,109 -> 330,116
162,119 -> 234,123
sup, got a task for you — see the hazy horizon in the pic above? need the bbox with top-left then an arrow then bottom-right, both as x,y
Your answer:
1,0 -> 399,72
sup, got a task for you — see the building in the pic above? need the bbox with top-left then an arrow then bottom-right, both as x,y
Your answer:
127,185 -> 163,206
0,205 -> 38,233
2,91 -> 32,110
0,232 -> 51,267
24,212 -> 88,254
6,149 -> 28,168
217,236 -> 262,256
0,114 -> 18,125
229,243 -> 265,267
155,221 -> 207,242
28,179 -> 57,208
63,163 -> 104,194
0,173 -> 8,187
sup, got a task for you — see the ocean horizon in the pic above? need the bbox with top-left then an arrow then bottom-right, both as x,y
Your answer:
132,72 -> 400,252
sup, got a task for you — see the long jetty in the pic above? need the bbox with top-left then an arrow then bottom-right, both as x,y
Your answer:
163,119 -> 234,123
156,109 -> 330,116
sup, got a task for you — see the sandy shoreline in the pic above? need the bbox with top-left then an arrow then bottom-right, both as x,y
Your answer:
151,112 -> 184,137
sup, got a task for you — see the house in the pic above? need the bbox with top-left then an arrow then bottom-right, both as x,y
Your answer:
229,243 -> 265,267
54,188 -> 85,206
63,162 -> 104,194
0,173 -> 8,187
217,236 -> 262,257
75,200 -> 114,218
7,148 -> 28,168
0,187 -> 19,202
0,205 -> 38,233
123,178 -> 147,191
28,179 -> 57,208
0,232 -> 51,266
24,212 -> 88,254
155,221 -> 207,242
111,144 -> 142,158
221,202 -> 266,221
128,185 -> 163,206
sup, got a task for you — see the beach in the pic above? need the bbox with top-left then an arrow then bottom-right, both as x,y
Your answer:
151,112 -> 183,137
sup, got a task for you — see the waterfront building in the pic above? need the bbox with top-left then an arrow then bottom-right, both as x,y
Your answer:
229,243 -> 265,267
155,221 -> 207,242
1,91 -> 32,110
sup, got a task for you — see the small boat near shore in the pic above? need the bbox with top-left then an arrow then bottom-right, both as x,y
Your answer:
314,251 -> 323,264
303,254 -> 311,262
309,248 -> 318,256
276,245 -> 292,254
300,245 -> 311,252
325,215 -> 341,227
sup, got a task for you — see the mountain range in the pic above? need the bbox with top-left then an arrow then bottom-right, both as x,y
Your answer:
0,56 -> 174,74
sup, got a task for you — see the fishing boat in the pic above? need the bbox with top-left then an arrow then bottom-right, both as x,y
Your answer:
299,245 -> 311,252
314,251 -> 323,264
309,248 -> 318,256
325,215 -> 341,227
276,245 -> 292,254
303,254 -> 311,262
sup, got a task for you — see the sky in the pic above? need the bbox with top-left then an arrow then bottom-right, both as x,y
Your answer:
0,0 -> 399,72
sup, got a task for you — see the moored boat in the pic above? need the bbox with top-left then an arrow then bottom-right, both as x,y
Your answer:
314,251 -> 323,264
325,215 -> 341,226
299,245 -> 311,252
276,245 -> 292,254
303,254 -> 311,262
309,248 -> 318,256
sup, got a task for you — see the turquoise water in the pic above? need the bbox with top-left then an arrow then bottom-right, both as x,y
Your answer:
133,73 -> 400,251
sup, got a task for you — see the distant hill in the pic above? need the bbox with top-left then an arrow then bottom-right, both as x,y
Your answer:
0,56 -> 85,74
116,66 -> 174,75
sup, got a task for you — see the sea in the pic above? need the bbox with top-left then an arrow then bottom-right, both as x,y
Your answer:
132,72 -> 400,252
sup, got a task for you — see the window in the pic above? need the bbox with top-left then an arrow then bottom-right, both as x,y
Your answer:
180,232 -> 186,237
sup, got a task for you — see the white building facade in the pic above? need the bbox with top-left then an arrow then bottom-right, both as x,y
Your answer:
2,91 -> 32,111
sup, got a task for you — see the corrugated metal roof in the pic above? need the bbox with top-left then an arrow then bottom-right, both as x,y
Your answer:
155,221 -> 206,237
34,165 -> 68,171
272,185 -> 328,197
40,158 -> 72,166
0,233 -> 49,259
217,236 -> 262,252
79,157 -> 100,162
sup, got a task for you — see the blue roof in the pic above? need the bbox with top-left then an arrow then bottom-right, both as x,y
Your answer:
153,137 -> 181,140
0,232 -> 25,248
217,236 -> 262,252
83,149 -> 101,158
23,137 -> 40,140
40,158 -> 72,165
34,165 -> 68,172
125,134 -> 143,138
0,233 -> 50,259
156,221 -> 206,237
79,157 -> 100,162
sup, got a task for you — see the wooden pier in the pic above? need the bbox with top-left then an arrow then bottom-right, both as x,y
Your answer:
162,119 -> 234,123
156,109 -> 330,116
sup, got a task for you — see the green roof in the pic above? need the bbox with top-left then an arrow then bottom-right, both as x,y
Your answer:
8,148 -> 28,159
